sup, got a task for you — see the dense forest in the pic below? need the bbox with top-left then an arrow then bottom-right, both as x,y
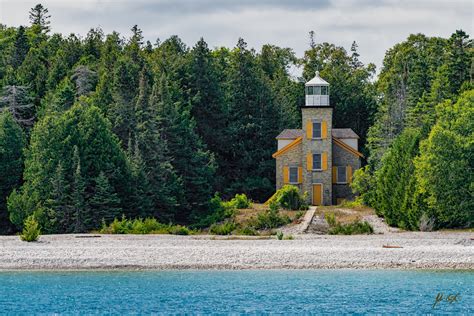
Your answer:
0,4 -> 471,234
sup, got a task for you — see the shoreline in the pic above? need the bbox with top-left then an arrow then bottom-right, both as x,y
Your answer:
1,232 -> 472,271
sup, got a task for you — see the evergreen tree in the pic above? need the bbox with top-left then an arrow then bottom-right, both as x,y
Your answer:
71,146 -> 87,233
0,111 -> 25,233
134,67 -> 182,220
29,4 -> 51,34
0,85 -> 35,127
89,171 -> 122,226
11,26 -> 30,69
155,74 -> 216,221
45,161 -> 69,233
414,90 -> 474,228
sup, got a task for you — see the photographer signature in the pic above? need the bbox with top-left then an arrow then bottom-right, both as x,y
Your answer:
432,292 -> 461,309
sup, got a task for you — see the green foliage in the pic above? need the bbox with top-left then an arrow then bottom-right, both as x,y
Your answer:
255,205 -> 291,229
328,221 -> 373,235
350,166 -> 377,207
195,193 -> 236,228
99,216 -> 192,235
235,226 -> 259,236
268,185 -> 308,211
0,111 -> 25,233
414,90 -> 474,228
276,231 -> 284,240
209,221 -> 236,235
20,215 -> 41,242
229,193 -> 251,209
375,128 -> 422,228
325,213 -> 337,227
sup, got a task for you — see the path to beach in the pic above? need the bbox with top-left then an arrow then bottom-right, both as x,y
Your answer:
0,232 -> 472,270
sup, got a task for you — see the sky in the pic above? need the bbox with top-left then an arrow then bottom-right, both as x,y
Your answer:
1,0 -> 473,76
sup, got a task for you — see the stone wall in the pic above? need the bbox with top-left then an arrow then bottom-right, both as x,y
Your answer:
332,142 -> 361,203
301,107 -> 333,205
275,142 -> 302,191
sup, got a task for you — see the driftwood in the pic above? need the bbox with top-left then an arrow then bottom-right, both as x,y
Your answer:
75,235 -> 101,238
383,245 -> 403,248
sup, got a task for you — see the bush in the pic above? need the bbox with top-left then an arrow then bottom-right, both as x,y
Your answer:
229,193 -> 251,209
255,202 -> 291,229
329,221 -> 374,235
20,215 -> 41,242
325,213 -> 337,227
419,214 -> 435,232
99,216 -> 191,235
235,226 -> 259,236
293,210 -> 305,221
268,185 -> 308,211
276,231 -> 284,240
195,193 -> 236,228
209,221 -> 236,235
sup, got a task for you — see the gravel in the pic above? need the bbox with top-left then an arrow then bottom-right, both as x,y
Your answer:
0,232 -> 472,270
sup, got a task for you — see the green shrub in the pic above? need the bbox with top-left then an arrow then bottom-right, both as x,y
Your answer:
276,231 -> 284,240
255,204 -> 291,229
235,226 -> 259,236
168,225 -> 191,235
325,213 -> 337,227
20,215 -> 41,242
294,210 -> 305,221
329,221 -> 374,235
209,221 -> 236,235
230,193 -> 251,209
99,216 -> 191,235
268,185 -> 308,211
283,234 -> 294,240
195,193 -> 236,228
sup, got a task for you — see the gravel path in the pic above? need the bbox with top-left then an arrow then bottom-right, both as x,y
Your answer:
0,232 -> 472,270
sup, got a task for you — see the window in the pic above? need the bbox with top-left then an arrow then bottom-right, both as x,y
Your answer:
312,122 -> 321,138
313,153 -> 322,170
313,86 -> 321,95
289,166 -> 298,183
321,86 -> 328,95
337,166 -> 347,183
306,86 -> 313,95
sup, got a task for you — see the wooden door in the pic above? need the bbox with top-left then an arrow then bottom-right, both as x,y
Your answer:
312,184 -> 322,206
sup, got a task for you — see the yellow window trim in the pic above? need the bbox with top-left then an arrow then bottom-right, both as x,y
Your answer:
333,137 -> 364,158
272,136 -> 302,158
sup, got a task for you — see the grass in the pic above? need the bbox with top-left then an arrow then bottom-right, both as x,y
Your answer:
317,205 -> 375,235
99,217 -> 193,235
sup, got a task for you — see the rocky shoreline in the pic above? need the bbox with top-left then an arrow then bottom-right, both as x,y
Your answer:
0,232 -> 473,270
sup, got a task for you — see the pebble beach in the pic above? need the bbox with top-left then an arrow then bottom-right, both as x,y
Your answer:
0,232 -> 472,270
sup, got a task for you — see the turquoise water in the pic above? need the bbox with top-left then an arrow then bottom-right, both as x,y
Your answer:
0,270 -> 472,314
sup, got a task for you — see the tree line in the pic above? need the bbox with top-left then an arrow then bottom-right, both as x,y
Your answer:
354,31 -> 473,230
0,4 -> 376,234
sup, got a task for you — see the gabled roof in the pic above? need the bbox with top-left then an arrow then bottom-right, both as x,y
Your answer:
305,71 -> 329,86
272,136 -> 302,158
332,128 -> 359,139
276,129 -> 304,139
276,128 -> 359,140
333,137 -> 364,158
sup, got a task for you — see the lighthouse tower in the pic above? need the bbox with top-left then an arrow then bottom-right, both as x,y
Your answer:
301,71 -> 333,205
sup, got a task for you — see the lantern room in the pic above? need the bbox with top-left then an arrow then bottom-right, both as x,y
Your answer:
305,71 -> 329,106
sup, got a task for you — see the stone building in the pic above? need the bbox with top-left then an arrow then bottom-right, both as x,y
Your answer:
272,72 -> 363,205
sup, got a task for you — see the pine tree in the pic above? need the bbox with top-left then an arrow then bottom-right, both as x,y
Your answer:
29,4 -> 51,34
0,85 -> 35,127
11,26 -> 30,69
134,69 -> 183,220
0,111 -> 25,233
71,146 -> 87,233
89,171 -> 122,226
155,74 -> 216,221
46,161 -> 69,233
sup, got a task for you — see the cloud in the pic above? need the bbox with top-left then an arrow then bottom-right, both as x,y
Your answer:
0,0 -> 472,73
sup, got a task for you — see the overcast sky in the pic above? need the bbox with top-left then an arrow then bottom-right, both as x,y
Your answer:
1,0 -> 472,75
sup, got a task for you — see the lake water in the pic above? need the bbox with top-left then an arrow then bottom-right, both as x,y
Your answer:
0,270 -> 472,314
